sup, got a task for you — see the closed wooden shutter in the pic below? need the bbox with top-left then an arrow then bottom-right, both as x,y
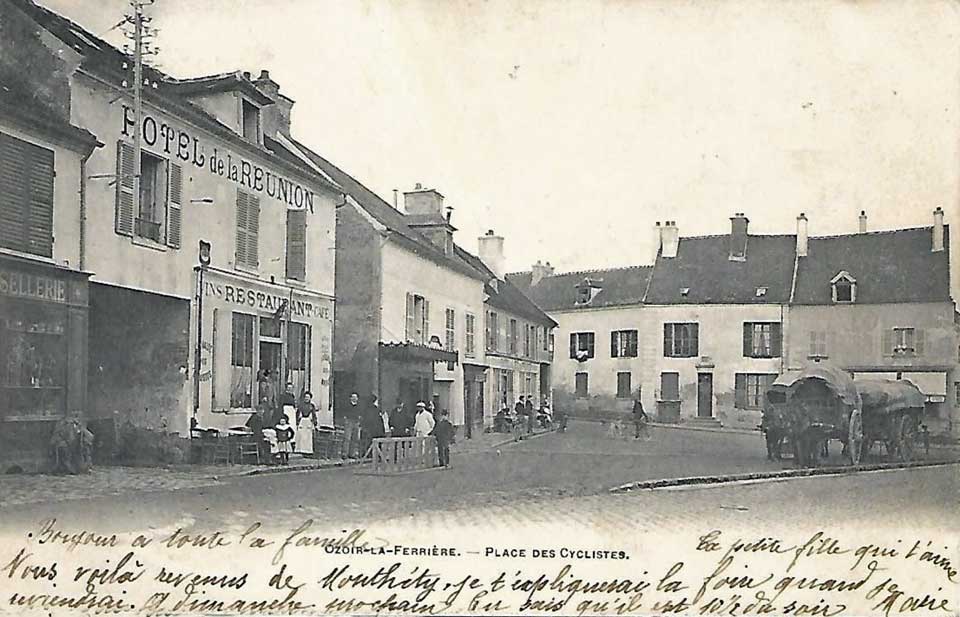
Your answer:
881,329 -> 894,357
0,133 -> 28,252
569,333 -> 577,359
663,324 -> 672,357
0,132 -> 54,257
914,329 -> 925,356
285,209 -> 307,280
611,332 -> 618,358
166,162 -> 182,248
247,194 -> 260,267
742,323 -> 752,357
115,141 -> 135,236
771,323 -> 782,357
587,333 -> 595,358
734,374 -> 747,409
690,324 -> 699,356
236,190 -> 249,266
422,298 -> 430,343
809,331 -> 817,357
405,293 -> 415,341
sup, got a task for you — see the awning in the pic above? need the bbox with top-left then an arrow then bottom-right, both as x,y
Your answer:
379,342 -> 458,364
853,371 -> 898,381
900,372 -> 947,397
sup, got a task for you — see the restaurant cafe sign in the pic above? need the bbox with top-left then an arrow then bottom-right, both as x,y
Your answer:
121,105 -> 316,212
203,280 -> 331,322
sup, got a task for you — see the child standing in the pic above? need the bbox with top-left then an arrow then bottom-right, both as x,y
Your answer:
433,410 -> 455,468
275,416 -> 294,465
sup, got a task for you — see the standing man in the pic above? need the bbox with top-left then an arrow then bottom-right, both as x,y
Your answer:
360,394 -> 383,456
340,392 -> 362,459
525,395 -> 535,435
414,401 -> 435,437
632,390 -> 649,440
433,410 -> 455,467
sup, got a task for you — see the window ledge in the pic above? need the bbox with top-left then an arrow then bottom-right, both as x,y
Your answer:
131,236 -> 168,252
212,407 -> 256,415
284,278 -> 308,288
233,264 -> 259,276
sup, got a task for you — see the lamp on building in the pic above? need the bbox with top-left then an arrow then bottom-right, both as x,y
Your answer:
194,240 -> 211,421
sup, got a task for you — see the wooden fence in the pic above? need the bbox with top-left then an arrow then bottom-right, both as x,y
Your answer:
370,436 -> 438,474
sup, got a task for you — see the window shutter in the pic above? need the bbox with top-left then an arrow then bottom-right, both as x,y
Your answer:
691,324 -> 699,356
0,133 -> 27,252
914,329 -> 925,356
286,209 -> 307,280
570,333 -> 577,359
734,374 -> 747,409
26,142 -> 54,257
610,332 -> 618,358
166,162 -> 182,248
115,141 -> 135,236
422,298 -> 430,343
821,331 -> 829,357
236,191 -> 249,266
248,195 -> 260,267
742,323 -> 752,357
809,331 -> 817,357
771,323 -> 782,357
663,324 -> 672,356
405,293 -> 415,341
881,329 -> 894,357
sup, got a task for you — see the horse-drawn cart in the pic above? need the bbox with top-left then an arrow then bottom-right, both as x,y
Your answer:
762,364 -> 925,467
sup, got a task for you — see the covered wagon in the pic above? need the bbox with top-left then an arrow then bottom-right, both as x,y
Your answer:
850,378 -> 926,463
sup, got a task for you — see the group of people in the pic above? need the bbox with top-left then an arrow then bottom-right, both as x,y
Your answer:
339,393 -> 456,467
245,371 -> 320,465
494,395 -> 555,440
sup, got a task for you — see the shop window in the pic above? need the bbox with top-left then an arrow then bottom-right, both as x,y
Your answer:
0,132 -> 54,258
616,372 -> 632,398
136,151 -> 166,243
663,323 -> 698,358
735,373 -> 776,409
465,313 -> 476,357
230,312 -> 255,408
235,190 -> 260,269
242,99 -> 260,143
494,368 -> 514,408
0,304 -> 67,419
611,329 -> 638,358
285,209 -> 307,281
575,372 -> 589,398
743,322 -> 781,358
287,322 -> 311,397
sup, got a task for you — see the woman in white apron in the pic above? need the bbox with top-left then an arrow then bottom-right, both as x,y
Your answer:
295,391 -> 318,455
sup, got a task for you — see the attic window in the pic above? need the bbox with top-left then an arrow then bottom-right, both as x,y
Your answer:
575,279 -> 602,305
755,287 -> 767,297
680,287 -> 690,297
830,271 -> 856,303
241,99 -> 260,143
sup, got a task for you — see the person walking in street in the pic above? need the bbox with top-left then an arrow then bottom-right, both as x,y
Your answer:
525,395 -> 535,435
340,392 -> 362,459
414,401 -> 435,437
514,396 -> 527,439
433,409 -> 455,467
295,391 -> 318,456
632,391 -> 649,440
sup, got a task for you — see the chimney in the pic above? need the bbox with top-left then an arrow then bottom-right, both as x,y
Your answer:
403,185 -> 445,217
479,230 -> 506,279
254,69 -> 293,137
661,221 -> 679,259
858,210 -> 867,233
729,213 -> 749,260
652,221 -> 662,261
404,185 -> 455,256
531,260 -> 555,286
796,213 -> 808,258
933,206 -> 945,252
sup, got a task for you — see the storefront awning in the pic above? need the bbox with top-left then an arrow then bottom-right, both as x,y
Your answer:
379,342 -> 458,364
900,372 -> 947,397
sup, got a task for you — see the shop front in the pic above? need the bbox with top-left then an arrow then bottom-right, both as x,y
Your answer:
0,254 -> 90,472
378,343 -> 458,419
196,268 -> 334,430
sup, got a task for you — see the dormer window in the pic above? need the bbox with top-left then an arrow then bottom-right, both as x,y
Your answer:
831,271 -> 856,303
575,278 -> 602,305
241,98 -> 261,143
680,287 -> 690,297
755,287 -> 767,298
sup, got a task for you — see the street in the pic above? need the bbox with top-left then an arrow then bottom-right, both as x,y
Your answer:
0,422 -> 955,536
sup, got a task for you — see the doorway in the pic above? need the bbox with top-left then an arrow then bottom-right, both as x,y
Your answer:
259,340 -> 282,402
697,373 -> 713,418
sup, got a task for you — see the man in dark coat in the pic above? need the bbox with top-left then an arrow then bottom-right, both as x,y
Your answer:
432,410 -> 455,467
360,394 -> 383,457
632,392 -> 649,440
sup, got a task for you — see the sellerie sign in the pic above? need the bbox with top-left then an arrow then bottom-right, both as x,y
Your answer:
0,269 -> 66,303
204,281 -> 331,321
121,106 -> 316,211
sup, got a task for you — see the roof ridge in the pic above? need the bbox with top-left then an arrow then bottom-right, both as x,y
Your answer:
809,225 -> 937,240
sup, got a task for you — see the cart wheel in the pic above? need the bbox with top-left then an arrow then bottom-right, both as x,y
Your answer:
897,414 -> 919,462
847,409 -> 864,465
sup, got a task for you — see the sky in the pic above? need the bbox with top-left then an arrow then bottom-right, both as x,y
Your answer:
47,0 -> 960,283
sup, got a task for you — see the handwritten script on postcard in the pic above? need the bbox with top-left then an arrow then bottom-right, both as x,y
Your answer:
0,518 -> 955,616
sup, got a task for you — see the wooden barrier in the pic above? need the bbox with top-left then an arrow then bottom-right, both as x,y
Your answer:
370,436 -> 438,474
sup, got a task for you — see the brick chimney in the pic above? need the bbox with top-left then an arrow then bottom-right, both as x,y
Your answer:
660,221 -> 679,259
652,221 -> 662,261
254,70 -> 293,137
479,230 -> 506,279
933,206 -> 945,252
531,260 -> 555,286
729,213 -> 748,261
404,185 -> 455,256
858,210 -> 867,233
796,213 -> 808,258
403,184 -> 445,217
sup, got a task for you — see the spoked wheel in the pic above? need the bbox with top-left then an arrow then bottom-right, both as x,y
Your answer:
847,409 -> 864,465
896,413 -> 920,462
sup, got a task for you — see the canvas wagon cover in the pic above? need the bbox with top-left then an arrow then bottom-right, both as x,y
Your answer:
766,364 -> 860,407
855,379 -> 925,415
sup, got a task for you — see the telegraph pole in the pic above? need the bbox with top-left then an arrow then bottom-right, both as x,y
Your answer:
132,0 -> 143,218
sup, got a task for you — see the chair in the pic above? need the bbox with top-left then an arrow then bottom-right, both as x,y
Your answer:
236,434 -> 260,465
210,435 -> 233,465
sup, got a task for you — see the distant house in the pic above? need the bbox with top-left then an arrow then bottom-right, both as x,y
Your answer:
512,210 -> 958,436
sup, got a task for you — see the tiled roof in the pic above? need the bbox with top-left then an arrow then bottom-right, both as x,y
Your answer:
0,82 -> 99,150
792,226 -> 951,305
645,234 -> 798,304
507,265 -> 654,311
284,136 -> 488,282
455,248 -> 556,326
